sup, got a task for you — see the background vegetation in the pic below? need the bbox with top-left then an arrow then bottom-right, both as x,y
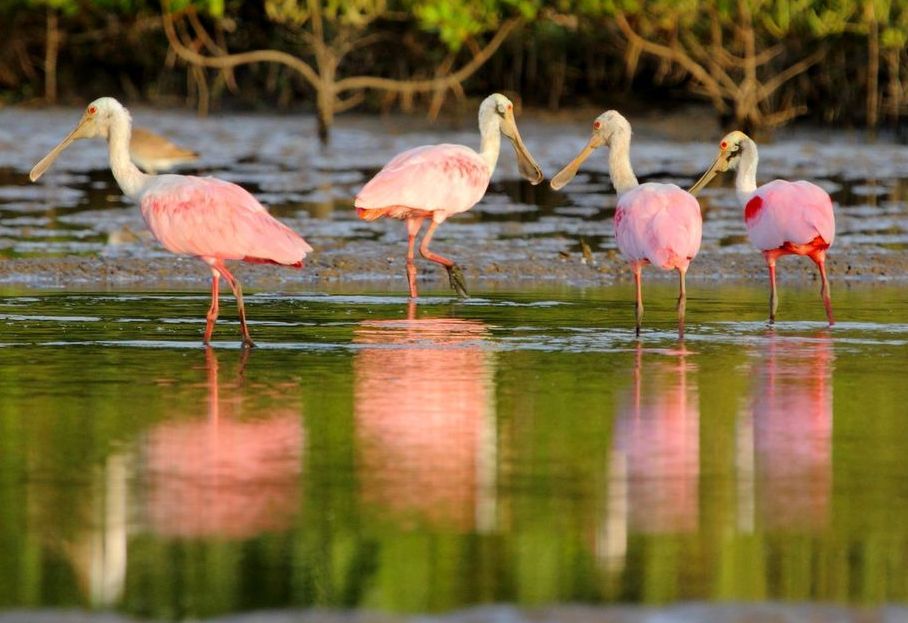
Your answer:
1,0 -> 907,140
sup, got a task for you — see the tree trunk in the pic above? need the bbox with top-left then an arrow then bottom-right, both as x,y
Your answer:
44,9 -> 59,104
866,3 -> 879,131
316,77 -> 334,145
885,47 -> 901,126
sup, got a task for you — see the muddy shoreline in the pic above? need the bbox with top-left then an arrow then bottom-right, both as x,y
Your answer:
1,105 -> 906,292
0,242 -> 902,292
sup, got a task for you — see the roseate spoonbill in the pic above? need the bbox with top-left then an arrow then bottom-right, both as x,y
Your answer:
130,127 -> 199,174
29,97 -> 312,347
689,131 -> 836,325
355,93 -> 544,298
551,111 -> 702,337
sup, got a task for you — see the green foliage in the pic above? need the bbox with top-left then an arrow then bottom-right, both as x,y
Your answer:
409,0 -> 541,50
265,0 -> 388,26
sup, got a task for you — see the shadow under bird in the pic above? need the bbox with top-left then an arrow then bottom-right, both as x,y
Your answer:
30,97 -> 313,347
689,131 -> 835,325
129,127 -> 199,174
354,93 -> 544,299
551,111 -> 702,337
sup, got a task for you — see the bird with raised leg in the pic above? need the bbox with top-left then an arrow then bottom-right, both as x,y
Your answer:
30,97 -> 312,347
551,111 -> 702,338
689,131 -> 835,326
355,93 -> 544,299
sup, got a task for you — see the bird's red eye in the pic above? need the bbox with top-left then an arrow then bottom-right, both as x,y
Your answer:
720,140 -> 728,150
593,121 -> 601,129
507,104 -> 512,111
88,106 -> 97,115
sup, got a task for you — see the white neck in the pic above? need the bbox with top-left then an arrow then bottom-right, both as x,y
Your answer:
734,137 -> 759,203
107,109 -> 149,199
608,130 -> 639,196
478,115 -> 501,174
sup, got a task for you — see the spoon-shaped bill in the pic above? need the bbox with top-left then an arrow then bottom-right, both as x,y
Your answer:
500,114 -> 544,185
550,136 -> 600,191
688,153 -> 726,196
29,117 -> 91,182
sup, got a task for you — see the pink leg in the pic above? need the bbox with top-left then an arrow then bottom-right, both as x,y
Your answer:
677,266 -> 687,339
632,261 -> 644,337
419,220 -> 468,297
204,269 -> 220,345
211,260 -> 255,348
406,217 -> 424,298
763,252 -> 779,324
811,250 -> 835,326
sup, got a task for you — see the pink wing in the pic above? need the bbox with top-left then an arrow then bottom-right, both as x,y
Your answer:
139,175 -> 312,265
355,144 -> 491,217
615,183 -> 702,271
745,180 -> 835,251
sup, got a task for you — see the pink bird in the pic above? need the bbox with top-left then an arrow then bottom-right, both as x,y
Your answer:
355,93 -> 544,298
551,111 -> 702,337
29,97 -> 312,347
690,131 -> 835,325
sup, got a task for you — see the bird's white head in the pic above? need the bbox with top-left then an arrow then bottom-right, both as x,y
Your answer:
550,110 -> 631,191
688,130 -> 753,196
478,93 -> 544,185
30,97 -> 131,182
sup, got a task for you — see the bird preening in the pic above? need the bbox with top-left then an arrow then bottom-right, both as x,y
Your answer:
27,96 -> 836,345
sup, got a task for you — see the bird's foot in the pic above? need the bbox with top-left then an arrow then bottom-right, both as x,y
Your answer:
241,336 -> 257,349
446,264 -> 469,298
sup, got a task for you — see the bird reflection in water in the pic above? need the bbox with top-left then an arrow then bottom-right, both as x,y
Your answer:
737,332 -> 833,532
143,348 -> 303,538
600,345 -> 700,570
354,309 -> 496,531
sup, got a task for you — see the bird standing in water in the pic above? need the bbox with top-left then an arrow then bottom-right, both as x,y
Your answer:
30,97 -> 312,347
355,93 -> 544,298
551,111 -> 702,337
689,131 -> 835,325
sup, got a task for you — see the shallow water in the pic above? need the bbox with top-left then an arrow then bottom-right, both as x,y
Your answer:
0,283 -> 907,618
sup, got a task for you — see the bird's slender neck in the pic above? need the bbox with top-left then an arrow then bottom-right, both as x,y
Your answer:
478,115 -> 502,174
107,108 -> 149,199
734,137 -> 759,203
608,130 -> 639,196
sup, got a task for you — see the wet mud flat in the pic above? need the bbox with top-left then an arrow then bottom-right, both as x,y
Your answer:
2,604 -> 907,623
0,105 -> 906,287
0,238 -> 902,292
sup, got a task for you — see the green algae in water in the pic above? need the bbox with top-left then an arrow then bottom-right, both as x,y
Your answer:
0,283 -> 907,617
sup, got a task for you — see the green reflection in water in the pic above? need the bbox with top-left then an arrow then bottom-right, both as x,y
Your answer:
0,283 -> 906,618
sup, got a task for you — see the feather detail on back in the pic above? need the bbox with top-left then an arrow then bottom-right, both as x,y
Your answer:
355,144 -> 491,219
139,175 -> 312,265
614,183 -> 702,271
744,180 -> 835,251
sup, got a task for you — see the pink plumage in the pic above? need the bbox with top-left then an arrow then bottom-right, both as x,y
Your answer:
353,93 -> 544,298
355,144 -> 490,220
27,96 -> 314,346
743,180 -> 835,251
689,131 -> 836,325
140,175 -> 313,266
614,183 -> 702,271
